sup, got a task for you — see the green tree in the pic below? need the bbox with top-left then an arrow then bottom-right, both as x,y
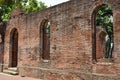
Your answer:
0,0 -> 47,22
22,0 -> 47,13
96,5 -> 113,41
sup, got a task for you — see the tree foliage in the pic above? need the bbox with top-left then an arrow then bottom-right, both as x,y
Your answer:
0,0 -> 47,22
96,5 -> 113,41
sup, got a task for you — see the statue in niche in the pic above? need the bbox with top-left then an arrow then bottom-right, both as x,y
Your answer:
105,34 -> 114,59
109,42 -> 114,58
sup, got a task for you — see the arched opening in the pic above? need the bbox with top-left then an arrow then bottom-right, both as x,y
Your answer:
92,4 -> 114,62
41,20 -> 50,60
9,28 -> 18,67
96,29 -> 107,59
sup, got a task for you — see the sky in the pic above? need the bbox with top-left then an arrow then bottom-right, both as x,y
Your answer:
38,0 -> 69,7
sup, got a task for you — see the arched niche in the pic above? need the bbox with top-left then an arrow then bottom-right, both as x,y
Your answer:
9,28 -> 18,67
92,4 -> 114,62
40,19 -> 51,61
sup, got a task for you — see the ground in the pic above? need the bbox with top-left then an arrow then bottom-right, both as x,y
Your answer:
0,73 -> 41,80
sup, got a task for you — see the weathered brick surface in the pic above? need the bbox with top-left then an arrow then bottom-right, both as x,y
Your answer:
0,22 -> 6,71
0,0 -> 120,80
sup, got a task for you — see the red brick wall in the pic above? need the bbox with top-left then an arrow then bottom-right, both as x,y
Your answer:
2,0 -> 120,80
0,22 -> 6,71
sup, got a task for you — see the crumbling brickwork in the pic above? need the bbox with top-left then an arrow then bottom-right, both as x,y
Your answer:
0,22 -> 6,71
0,0 -> 120,80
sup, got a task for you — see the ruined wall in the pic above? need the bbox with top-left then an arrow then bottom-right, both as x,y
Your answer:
0,22 -> 6,71
2,0 -> 120,80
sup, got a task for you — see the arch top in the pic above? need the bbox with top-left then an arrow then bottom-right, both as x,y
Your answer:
92,4 -> 113,16
40,19 -> 50,28
11,28 -> 18,32
10,28 -> 18,35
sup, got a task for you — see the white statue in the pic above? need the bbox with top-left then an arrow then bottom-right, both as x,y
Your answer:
105,34 -> 114,58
